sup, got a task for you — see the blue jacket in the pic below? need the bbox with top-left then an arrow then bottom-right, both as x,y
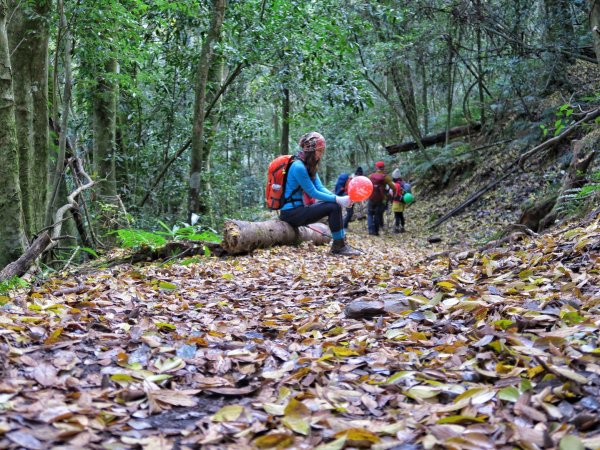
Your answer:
280,160 -> 336,210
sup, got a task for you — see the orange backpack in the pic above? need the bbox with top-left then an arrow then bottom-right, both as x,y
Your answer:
266,155 -> 297,210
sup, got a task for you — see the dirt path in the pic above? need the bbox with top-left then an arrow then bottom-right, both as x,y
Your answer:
0,213 -> 599,449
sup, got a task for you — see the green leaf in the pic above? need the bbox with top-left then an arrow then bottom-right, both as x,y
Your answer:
315,436 -> 347,450
212,405 -> 244,422
436,415 -> 485,424
80,247 -> 99,258
498,387 -> 520,402
559,435 -> 585,450
282,398 -> 311,435
385,371 -> 414,384
405,386 -> 440,399
145,374 -> 172,383
158,281 -> 178,290
110,374 -> 135,386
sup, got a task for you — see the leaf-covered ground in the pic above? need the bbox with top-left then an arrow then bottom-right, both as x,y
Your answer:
1,211 -> 599,450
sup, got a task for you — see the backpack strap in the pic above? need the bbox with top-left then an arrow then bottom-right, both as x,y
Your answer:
281,157 -> 303,208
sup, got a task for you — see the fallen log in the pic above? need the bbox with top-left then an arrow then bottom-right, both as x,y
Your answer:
0,232 -> 51,281
222,219 -> 331,255
518,105 -> 600,170
0,156 -> 94,283
105,240 -> 226,267
386,123 -> 481,154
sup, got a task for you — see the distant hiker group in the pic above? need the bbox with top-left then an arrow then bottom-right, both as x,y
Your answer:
334,161 -> 413,235
265,131 -> 414,256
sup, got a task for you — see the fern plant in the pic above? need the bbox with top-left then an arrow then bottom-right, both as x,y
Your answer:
556,170 -> 600,214
115,219 -> 222,250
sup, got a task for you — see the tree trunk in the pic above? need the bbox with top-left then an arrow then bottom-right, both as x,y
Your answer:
385,123 -> 482,154
475,0 -> 486,124
543,0 -> 574,91
589,0 -> 600,64
0,232 -> 50,281
222,220 -> 331,255
445,35 -> 455,146
93,58 -> 118,200
92,57 -> 119,242
0,0 -> 27,268
199,53 -> 225,220
280,86 -> 290,155
420,56 -> 429,135
46,0 -> 71,228
7,0 -> 51,237
390,64 -> 421,145
188,0 -> 226,220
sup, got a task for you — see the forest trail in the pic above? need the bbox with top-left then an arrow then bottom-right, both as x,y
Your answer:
1,211 -> 599,449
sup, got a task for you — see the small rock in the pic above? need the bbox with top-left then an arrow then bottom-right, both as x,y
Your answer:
381,293 -> 411,314
344,300 -> 385,319
428,236 -> 442,243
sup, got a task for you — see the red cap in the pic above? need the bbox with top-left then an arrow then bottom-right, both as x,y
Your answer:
375,161 -> 385,169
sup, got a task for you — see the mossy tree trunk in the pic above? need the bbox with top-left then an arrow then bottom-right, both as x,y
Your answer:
188,0 -> 226,221
92,57 -> 120,239
7,0 -> 51,238
0,0 -> 27,268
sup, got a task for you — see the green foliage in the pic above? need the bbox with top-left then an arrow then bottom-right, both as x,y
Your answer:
115,220 -> 222,250
541,104 -> 575,137
556,170 -> 600,215
0,277 -> 29,296
116,229 -> 167,249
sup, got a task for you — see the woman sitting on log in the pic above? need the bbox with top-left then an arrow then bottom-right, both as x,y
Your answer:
279,131 -> 361,256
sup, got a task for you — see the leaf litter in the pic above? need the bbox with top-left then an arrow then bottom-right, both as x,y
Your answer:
0,214 -> 599,449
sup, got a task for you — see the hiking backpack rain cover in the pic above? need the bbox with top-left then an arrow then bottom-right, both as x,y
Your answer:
266,155 -> 295,210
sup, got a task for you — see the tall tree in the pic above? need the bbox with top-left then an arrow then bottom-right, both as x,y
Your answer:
543,0 -> 575,91
589,0 -> 600,64
92,57 -> 119,201
7,0 -> 52,237
188,0 -> 226,219
0,0 -> 27,267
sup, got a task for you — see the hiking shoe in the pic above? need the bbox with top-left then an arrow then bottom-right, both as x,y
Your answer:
330,239 -> 361,256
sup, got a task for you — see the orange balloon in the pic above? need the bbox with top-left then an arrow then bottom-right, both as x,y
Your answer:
348,175 -> 373,202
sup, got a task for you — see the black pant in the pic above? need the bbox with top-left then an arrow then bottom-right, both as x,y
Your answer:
394,212 -> 405,228
279,202 -> 343,234
367,202 -> 385,235
343,205 -> 354,228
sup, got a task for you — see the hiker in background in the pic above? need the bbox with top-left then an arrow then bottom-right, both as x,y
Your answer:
334,172 -> 350,196
279,132 -> 361,256
343,166 -> 364,229
367,161 -> 396,236
391,168 -> 408,233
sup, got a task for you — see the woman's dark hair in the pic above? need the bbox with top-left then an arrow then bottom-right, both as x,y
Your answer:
303,151 -> 320,178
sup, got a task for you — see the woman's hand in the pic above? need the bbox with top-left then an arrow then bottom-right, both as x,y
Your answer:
336,196 -> 353,208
